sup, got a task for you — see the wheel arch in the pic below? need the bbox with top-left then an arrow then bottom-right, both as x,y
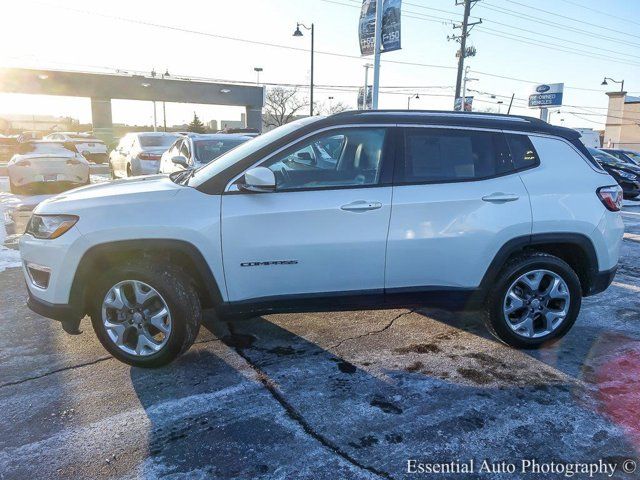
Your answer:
70,239 -> 224,317
479,233 -> 600,298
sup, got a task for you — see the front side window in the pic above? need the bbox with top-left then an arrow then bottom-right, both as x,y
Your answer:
401,128 -> 510,183
257,128 -> 387,191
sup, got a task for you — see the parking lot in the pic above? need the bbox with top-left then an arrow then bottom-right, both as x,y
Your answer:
0,179 -> 639,479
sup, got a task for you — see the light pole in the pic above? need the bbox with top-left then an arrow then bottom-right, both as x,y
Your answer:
601,77 -> 624,92
363,63 -> 373,110
254,67 -> 263,85
372,0 -> 383,109
497,100 -> 504,114
293,23 -> 315,116
407,94 -> 419,110
161,69 -> 170,132
461,65 -> 478,110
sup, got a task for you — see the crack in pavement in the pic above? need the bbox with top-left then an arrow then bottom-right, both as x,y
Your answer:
329,310 -> 415,351
0,336 -> 222,390
0,356 -> 113,390
225,321 -> 394,480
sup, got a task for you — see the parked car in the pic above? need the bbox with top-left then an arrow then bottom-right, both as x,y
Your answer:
7,141 -> 89,194
159,134 -> 251,174
0,136 -> 18,163
109,132 -> 179,178
575,128 -> 601,148
601,148 -> 640,167
589,147 -> 640,199
44,132 -> 109,164
20,111 -> 623,367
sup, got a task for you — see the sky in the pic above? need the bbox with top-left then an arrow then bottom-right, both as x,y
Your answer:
0,0 -> 638,129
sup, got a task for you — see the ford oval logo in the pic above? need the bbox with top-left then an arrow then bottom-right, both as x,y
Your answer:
536,85 -> 551,93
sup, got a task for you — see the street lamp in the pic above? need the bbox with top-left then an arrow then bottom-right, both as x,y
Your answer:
161,69 -> 170,132
293,22 -> 315,116
407,93 -> 420,110
497,100 -> 504,114
254,67 -> 263,85
601,77 -> 624,92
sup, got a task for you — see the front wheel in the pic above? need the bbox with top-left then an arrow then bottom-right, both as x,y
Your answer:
90,261 -> 201,367
484,252 -> 582,348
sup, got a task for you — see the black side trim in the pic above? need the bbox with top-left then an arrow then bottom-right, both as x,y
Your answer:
478,232 -> 601,296
27,291 -> 78,323
219,287 -> 480,317
71,239 -> 224,315
587,265 -> 617,296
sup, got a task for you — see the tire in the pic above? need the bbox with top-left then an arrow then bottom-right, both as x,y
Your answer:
109,162 -> 117,179
90,260 -> 201,367
126,163 -> 132,177
484,252 -> 582,349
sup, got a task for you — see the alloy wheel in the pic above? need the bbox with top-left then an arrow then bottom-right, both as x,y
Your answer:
101,280 -> 172,356
503,269 -> 570,339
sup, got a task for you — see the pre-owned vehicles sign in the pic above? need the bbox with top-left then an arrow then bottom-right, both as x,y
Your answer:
529,83 -> 564,108
359,0 -> 402,56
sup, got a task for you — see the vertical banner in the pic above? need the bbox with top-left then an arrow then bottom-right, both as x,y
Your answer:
357,86 -> 373,110
454,96 -> 474,112
359,0 -> 402,56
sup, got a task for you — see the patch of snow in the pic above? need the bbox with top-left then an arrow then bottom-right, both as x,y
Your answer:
0,199 -> 22,272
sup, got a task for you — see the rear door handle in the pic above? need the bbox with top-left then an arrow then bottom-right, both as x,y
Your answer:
341,200 -> 383,212
482,192 -> 520,203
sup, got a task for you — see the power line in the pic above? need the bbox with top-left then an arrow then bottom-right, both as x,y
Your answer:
555,0 -> 640,27
502,0 -> 640,40
482,1 -> 640,48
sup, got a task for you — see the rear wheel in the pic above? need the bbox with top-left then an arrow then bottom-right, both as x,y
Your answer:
90,261 -> 201,367
126,163 -> 133,177
484,252 -> 581,348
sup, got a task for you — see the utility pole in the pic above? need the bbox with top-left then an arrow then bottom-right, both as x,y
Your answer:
372,0 -> 384,109
450,0 -> 482,109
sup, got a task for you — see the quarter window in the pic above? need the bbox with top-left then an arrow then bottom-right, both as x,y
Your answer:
506,134 -> 539,170
257,128 -> 387,191
401,129 -> 511,183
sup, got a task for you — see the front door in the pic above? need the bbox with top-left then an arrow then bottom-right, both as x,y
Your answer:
221,127 -> 394,303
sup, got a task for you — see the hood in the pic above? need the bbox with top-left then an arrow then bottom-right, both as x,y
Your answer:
35,175 -> 183,214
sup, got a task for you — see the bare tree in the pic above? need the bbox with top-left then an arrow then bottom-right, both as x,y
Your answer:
317,101 -> 352,116
264,87 -> 308,128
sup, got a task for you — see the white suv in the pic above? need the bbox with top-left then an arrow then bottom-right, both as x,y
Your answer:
19,111 -> 624,367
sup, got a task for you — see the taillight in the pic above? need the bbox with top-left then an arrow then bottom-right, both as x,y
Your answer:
138,152 -> 161,161
597,185 -> 623,212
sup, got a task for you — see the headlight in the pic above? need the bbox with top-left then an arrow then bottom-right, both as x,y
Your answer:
26,214 -> 78,239
618,171 -> 637,180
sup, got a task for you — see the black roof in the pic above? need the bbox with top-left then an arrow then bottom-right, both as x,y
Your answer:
319,110 -> 581,141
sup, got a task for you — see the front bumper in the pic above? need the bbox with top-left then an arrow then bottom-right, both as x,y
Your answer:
27,289 -> 79,323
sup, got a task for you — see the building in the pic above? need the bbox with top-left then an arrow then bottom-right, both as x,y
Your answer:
603,92 -> 640,150
0,114 -> 79,135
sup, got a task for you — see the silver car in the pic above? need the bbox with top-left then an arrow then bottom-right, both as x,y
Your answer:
7,141 -> 89,194
109,132 -> 180,178
159,134 -> 251,174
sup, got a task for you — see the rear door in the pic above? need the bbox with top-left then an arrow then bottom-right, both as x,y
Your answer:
385,127 -> 532,292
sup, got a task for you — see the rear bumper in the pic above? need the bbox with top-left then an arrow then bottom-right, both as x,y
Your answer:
586,265 -> 618,296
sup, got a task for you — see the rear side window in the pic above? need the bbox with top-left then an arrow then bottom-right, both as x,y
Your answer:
401,128 -> 511,183
506,134 -> 539,170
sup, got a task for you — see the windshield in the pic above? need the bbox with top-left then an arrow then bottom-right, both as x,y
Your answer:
186,117 -> 323,187
194,137 -> 250,164
139,134 -> 179,148
588,148 -> 627,167
623,151 -> 640,164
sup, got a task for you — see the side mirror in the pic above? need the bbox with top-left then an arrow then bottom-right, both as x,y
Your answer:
239,167 -> 276,193
171,155 -> 189,168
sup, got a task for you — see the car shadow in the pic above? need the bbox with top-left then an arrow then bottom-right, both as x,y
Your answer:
129,309 -> 638,478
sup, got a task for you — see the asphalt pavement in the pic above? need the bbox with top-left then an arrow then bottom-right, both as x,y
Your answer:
0,196 -> 638,479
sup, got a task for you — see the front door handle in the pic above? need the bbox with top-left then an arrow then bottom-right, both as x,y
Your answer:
482,192 -> 520,203
341,200 -> 383,212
